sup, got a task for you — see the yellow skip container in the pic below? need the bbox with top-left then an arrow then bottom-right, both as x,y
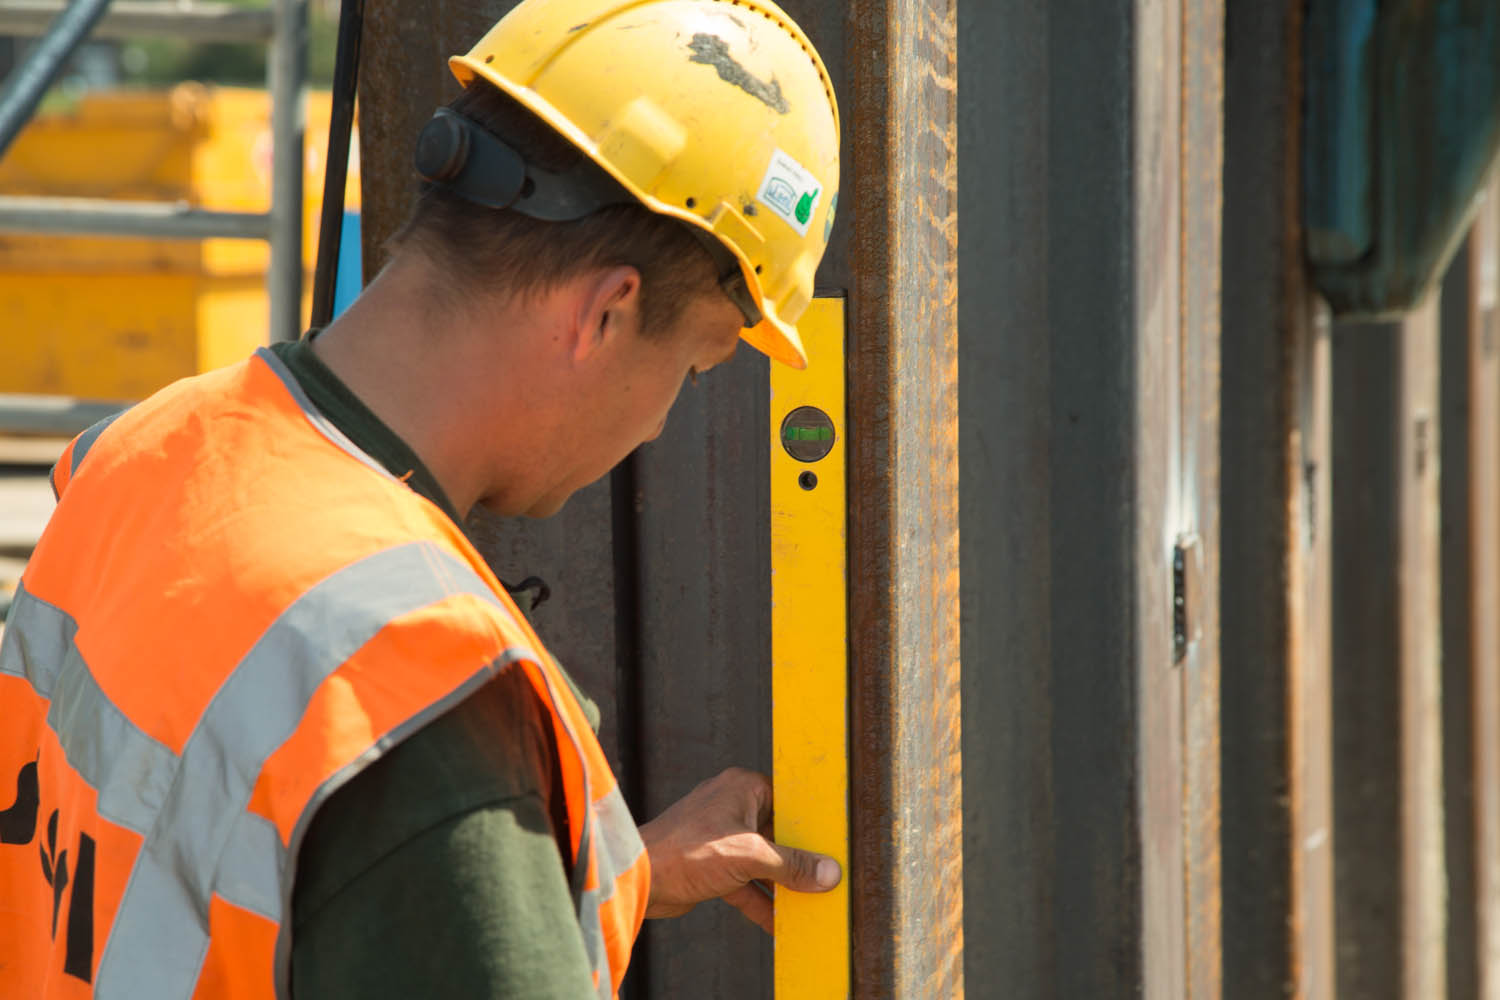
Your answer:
0,85 -> 357,400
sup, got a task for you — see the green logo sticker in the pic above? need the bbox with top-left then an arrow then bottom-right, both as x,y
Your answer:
756,148 -> 823,237
795,189 -> 818,225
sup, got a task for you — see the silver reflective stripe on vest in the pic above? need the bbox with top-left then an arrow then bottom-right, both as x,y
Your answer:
0,540 -> 523,999
95,541 -> 523,998
216,811 -> 286,921
1,584 -> 175,836
69,409 -> 126,477
593,786 -> 645,900
2,541 -> 629,999
576,787 -> 646,999
579,892 -> 612,1000
268,642 -> 536,998
261,342 -> 637,990
515,645 -> 646,1000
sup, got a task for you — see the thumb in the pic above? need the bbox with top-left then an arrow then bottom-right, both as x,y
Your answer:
755,840 -> 842,894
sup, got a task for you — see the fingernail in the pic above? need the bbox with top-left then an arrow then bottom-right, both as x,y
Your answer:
816,858 -> 841,889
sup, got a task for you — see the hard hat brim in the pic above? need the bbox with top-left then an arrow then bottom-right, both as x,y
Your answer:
450,53 -> 810,370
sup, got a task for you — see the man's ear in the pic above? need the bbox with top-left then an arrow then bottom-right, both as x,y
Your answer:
573,265 -> 643,363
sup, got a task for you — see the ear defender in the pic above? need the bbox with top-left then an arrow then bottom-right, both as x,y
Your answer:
413,110 -> 472,183
412,107 -> 637,222
414,109 -> 529,209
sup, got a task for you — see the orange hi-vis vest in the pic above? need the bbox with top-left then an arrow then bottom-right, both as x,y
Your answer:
0,347 -> 649,999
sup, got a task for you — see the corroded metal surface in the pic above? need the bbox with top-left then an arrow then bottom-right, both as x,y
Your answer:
1398,301 -> 1447,1000
358,0 -> 493,277
1294,301 -> 1336,1000
959,1 -> 1223,995
1331,300 -> 1447,1000
1472,187 -> 1500,1000
631,351 -> 774,996
956,0 -> 1055,993
1220,0 -> 1336,996
1136,0 -> 1188,992
846,0 -> 963,995
1439,178 -> 1500,1000
1476,185 -> 1500,1000
1180,1 -> 1225,996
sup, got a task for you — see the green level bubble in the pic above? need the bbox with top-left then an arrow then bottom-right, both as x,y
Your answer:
780,406 -> 837,463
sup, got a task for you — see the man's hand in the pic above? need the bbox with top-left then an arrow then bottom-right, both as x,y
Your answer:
637,767 -> 841,933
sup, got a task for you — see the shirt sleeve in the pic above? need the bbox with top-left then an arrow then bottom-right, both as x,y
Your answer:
289,668 -> 599,999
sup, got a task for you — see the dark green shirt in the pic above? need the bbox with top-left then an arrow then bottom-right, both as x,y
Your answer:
273,340 -> 603,999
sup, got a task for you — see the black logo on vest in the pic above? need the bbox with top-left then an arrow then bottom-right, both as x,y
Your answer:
0,757 -> 38,843
2,756 -> 95,982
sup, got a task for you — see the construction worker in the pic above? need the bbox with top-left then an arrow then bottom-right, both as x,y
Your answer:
0,1 -> 841,997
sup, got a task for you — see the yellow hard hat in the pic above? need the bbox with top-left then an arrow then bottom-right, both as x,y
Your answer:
449,0 -> 840,369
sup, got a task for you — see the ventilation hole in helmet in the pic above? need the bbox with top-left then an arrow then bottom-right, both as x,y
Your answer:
686,196 -> 697,209
754,264 -> 763,274
485,54 -> 494,63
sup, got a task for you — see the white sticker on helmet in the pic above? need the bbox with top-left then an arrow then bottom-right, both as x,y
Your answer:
757,149 -> 822,237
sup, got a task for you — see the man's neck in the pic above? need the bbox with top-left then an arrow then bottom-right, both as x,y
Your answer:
309,254 -> 546,518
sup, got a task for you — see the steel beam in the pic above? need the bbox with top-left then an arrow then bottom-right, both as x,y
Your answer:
957,2 -> 1055,992
0,196 -> 269,240
1181,4 -> 1226,994
267,0 -> 306,342
1439,176 -> 1500,1000
1331,298 -> 1446,1000
959,1 -> 1221,996
1219,2 -> 1337,997
844,0 -> 963,994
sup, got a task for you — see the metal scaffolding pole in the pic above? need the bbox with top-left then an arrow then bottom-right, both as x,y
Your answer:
0,0 -> 114,160
268,0 -> 308,342
0,197 -> 270,239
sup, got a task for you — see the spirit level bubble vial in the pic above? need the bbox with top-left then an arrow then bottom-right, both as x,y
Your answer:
770,295 -> 849,998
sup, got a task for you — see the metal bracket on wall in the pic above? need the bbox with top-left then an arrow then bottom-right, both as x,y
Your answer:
770,295 -> 850,997
1174,534 -> 1204,664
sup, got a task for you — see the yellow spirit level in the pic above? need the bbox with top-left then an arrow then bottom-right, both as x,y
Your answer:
770,295 -> 849,998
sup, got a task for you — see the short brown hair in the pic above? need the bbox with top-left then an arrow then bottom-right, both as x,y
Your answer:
393,82 -> 719,337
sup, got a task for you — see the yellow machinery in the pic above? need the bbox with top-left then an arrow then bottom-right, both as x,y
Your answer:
771,296 -> 850,998
0,86 -> 355,401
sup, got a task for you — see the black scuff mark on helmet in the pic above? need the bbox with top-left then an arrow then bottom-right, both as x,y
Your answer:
568,22 -> 588,33
687,33 -> 790,114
